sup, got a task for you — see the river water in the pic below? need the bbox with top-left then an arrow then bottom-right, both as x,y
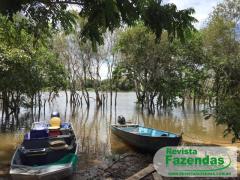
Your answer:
0,92 -> 234,177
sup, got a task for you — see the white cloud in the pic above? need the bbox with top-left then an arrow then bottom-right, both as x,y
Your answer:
164,0 -> 223,29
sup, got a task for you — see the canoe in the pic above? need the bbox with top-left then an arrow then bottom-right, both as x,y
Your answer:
10,123 -> 78,180
111,124 -> 182,153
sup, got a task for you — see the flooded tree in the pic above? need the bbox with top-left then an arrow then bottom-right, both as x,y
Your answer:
116,24 -> 207,112
202,0 -> 240,141
102,31 -> 120,107
0,15 -> 67,129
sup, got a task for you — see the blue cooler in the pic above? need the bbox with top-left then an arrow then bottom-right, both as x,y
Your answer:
29,122 -> 49,139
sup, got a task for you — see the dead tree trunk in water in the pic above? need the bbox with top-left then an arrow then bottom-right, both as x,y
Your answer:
31,95 -> 34,122
114,90 -> 118,107
82,87 -> 90,108
65,90 -> 68,104
2,91 -> 9,125
193,91 -> 196,110
95,90 -> 102,107
37,91 -> 41,121
88,55 -> 103,107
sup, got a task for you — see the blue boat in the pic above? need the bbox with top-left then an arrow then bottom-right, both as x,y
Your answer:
111,124 -> 182,153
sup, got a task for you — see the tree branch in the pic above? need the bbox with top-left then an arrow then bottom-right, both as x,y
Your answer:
48,0 -> 84,6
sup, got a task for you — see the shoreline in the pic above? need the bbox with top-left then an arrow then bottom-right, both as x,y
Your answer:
72,141 -> 240,180
1,140 -> 239,180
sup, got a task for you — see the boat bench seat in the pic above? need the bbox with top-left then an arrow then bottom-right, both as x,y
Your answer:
50,134 -> 74,145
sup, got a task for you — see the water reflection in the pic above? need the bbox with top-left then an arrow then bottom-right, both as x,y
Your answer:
0,91 -> 234,176
0,132 -> 23,174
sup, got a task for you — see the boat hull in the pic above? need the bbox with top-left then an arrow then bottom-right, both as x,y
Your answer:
10,145 -> 78,180
111,125 -> 182,153
10,165 -> 73,180
10,123 -> 78,180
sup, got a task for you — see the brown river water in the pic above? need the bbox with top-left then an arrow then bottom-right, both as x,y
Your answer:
0,92 -> 235,178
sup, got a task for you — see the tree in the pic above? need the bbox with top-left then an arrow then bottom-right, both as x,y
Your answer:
202,2 -> 240,141
0,14 -> 66,127
116,21 -> 212,113
0,0 -> 197,47
212,0 -> 240,22
174,32 -> 209,107
116,24 -> 156,109
53,16 -> 110,108
116,24 -> 189,111
103,31 -> 120,107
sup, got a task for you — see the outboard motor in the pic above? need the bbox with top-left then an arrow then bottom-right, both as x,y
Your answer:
118,115 -> 126,125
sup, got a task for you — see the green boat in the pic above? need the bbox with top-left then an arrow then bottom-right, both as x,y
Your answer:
10,122 -> 78,180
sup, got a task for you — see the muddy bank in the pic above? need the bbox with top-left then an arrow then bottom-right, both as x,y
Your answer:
71,153 -> 152,180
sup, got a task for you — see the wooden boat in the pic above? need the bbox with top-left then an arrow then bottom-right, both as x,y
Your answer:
111,124 -> 182,153
10,122 -> 78,180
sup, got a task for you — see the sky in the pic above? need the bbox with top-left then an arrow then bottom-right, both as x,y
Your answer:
99,0 -> 224,79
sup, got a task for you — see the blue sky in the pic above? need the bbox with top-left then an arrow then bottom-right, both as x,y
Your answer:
164,0 -> 223,29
